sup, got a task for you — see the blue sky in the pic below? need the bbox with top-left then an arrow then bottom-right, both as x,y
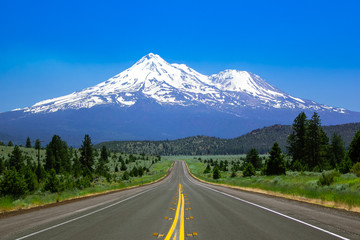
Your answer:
1,0 -> 359,113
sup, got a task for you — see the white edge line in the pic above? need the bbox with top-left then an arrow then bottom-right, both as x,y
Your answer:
182,162 -> 349,240
16,187 -> 156,240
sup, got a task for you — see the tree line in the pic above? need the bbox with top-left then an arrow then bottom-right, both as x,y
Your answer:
202,112 -> 360,179
0,134 -> 161,198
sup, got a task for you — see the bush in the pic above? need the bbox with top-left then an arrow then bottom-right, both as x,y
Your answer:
44,169 -> 61,193
213,166 -> 221,180
317,171 -> 340,186
0,168 -> 27,197
350,162 -> 360,177
243,163 -> 256,177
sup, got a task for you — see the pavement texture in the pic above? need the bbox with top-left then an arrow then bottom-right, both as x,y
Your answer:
1,161 -> 359,240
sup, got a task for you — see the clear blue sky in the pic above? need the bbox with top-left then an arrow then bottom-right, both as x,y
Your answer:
1,0 -> 359,113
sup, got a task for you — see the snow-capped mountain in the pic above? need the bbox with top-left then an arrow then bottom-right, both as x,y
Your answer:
21,53 -> 345,115
1,53 -> 359,146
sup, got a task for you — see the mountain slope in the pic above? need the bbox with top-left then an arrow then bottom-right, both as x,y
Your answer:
95,122 -> 360,155
1,53 -> 359,146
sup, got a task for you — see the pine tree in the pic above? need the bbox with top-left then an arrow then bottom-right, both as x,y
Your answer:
0,168 -> 27,197
203,164 -> 211,174
25,137 -> 32,148
266,142 -> 286,175
245,148 -> 262,170
305,113 -> 329,170
79,134 -> 94,176
243,162 -> 256,177
8,141 -> 13,147
9,146 -> 24,171
329,133 -> 345,168
348,129 -> 360,164
213,165 -> 221,179
287,112 -> 307,167
45,135 -> 70,174
44,169 -> 61,193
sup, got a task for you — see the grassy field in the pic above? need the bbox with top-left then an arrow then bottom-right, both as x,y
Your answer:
183,157 -> 360,211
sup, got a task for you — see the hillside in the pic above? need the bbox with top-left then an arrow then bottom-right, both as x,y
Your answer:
95,122 -> 360,155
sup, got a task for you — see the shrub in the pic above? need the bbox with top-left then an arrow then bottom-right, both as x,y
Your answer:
213,166 -> 221,180
317,171 -> 340,186
243,163 -> 256,177
44,169 -> 61,193
350,162 -> 360,177
0,168 -> 27,197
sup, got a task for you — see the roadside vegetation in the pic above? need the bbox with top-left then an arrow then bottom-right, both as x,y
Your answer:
184,112 -> 360,210
0,135 -> 172,213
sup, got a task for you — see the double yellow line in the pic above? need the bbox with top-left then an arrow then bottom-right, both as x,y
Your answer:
164,184 -> 185,240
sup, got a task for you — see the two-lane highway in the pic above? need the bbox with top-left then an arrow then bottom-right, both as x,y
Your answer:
1,161 -> 359,240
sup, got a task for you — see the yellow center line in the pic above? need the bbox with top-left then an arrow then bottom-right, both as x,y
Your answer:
180,193 -> 185,240
164,184 -> 182,240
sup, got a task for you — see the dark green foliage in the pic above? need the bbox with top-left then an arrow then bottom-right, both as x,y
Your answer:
44,169 -> 61,193
9,146 -> 24,171
348,129 -> 360,164
95,157 -> 109,177
328,133 -> 345,168
45,135 -> 70,174
243,162 -> 256,177
350,162 -> 360,177
36,163 -> 47,182
0,141 -> 4,146
287,112 -> 307,165
290,160 -> 303,171
79,134 -> 94,176
0,168 -> 27,197
305,112 -> 329,170
203,164 -> 211,174
100,146 -> 108,163
23,166 -> 37,193
245,148 -> 262,170
0,156 -> 5,174
231,171 -> 236,178
339,157 -> 353,174
317,171 -> 339,186
122,171 -> 130,180
75,176 -> 91,189
25,137 -> 32,148
72,152 -> 82,178
266,142 -> 286,175
8,141 -> 13,147
212,165 -> 221,179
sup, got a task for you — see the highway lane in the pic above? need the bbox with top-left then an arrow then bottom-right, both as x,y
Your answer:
1,161 -> 359,240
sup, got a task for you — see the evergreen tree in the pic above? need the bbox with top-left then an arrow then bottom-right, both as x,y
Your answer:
245,148 -> 262,170
348,129 -> 360,164
0,157 -> 5,174
213,165 -> 221,179
0,168 -> 27,197
287,112 -> 307,167
45,135 -> 70,173
9,146 -> 24,171
25,137 -> 32,148
72,152 -> 82,178
8,141 -> 13,147
23,166 -> 37,193
243,162 -> 256,177
305,113 -> 329,170
266,142 -> 286,175
203,164 -> 211,174
100,146 -> 108,163
79,134 -> 94,176
44,169 -> 61,193
329,133 -> 345,168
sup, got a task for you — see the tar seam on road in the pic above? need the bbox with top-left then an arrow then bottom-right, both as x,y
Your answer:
182,161 -> 349,240
15,187 -> 158,240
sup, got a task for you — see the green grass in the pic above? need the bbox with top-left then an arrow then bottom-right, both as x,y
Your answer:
184,157 -> 360,210
0,160 -> 173,213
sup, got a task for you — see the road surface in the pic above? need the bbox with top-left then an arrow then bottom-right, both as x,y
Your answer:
1,161 -> 359,239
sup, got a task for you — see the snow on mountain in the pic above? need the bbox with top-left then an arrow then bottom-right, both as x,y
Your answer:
22,53 -> 346,115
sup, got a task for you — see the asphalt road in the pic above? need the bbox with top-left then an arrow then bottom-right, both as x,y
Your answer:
1,161 -> 359,240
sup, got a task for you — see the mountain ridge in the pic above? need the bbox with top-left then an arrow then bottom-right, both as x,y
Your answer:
1,53 -> 359,146
95,122 -> 360,155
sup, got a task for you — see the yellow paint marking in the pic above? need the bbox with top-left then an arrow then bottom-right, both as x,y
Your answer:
187,234 -> 193,237
164,184 -> 182,240
153,233 -> 159,236
172,202 -> 176,205
172,232 -> 177,240
170,208 -> 175,210
190,216 -> 193,219
164,217 -> 168,220
159,234 -> 164,237
180,193 -> 185,240
192,232 -> 198,236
